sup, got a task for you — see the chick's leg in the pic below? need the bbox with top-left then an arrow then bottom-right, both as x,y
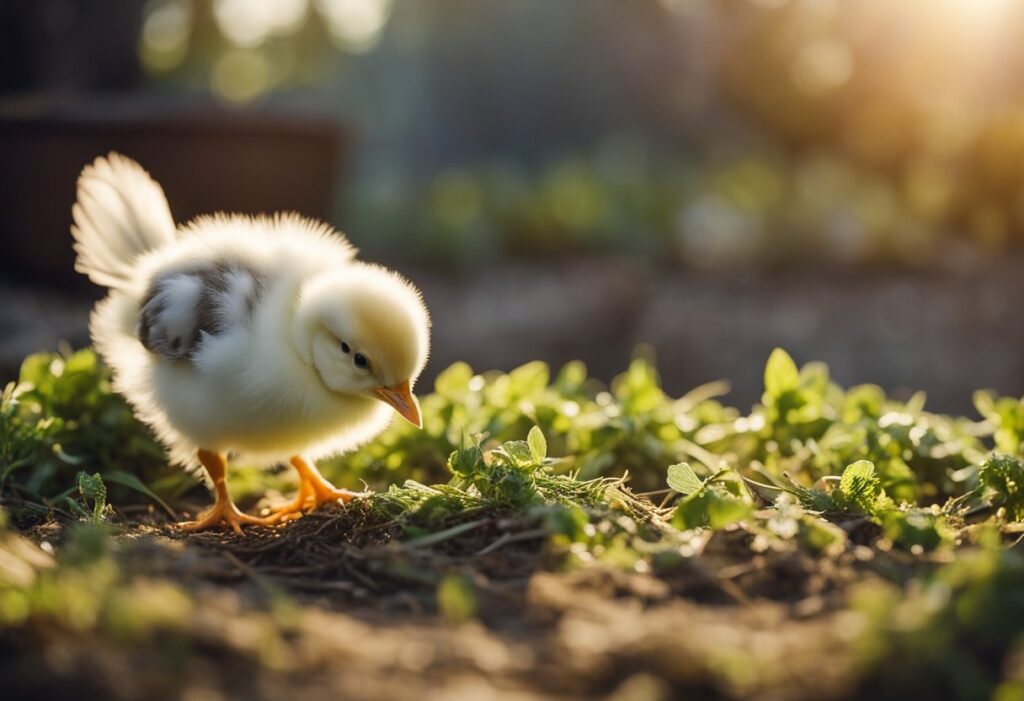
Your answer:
292,455 -> 367,508
260,471 -> 314,523
262,455 -> 365,522
178,450 -> 271,533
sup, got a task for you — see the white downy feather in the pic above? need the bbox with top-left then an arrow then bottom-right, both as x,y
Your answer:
71,153 -> 177,289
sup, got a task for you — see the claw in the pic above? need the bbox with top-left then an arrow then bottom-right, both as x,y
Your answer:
178,500 -> 273,533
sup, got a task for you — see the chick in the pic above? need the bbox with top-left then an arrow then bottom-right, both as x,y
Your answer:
71,153 -> 430,531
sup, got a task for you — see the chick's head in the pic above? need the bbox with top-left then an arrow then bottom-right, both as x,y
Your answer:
293,265 -> 430,426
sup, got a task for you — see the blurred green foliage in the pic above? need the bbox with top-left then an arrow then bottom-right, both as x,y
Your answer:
351,150 -> 1022,270
853,530 -> 1024,701
975,390 -> 1024,455
1,350 -> 189,524
133,1 -> 1024,269
0,519 -> 191,639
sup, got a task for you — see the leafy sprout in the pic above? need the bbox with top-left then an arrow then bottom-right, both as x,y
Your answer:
979,454 -> 1024,521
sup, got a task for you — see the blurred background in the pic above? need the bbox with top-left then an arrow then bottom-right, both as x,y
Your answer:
2,0 -> 1024,411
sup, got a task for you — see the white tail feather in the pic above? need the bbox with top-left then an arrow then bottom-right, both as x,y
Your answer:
71,153 -> 177,289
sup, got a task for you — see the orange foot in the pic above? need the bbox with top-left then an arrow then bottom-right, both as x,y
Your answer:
262,455 -> 368,524
178,498 -> 272,534
177,449 -> 272,534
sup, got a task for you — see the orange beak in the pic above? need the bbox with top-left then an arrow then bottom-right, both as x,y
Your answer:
372,380 -> 422,428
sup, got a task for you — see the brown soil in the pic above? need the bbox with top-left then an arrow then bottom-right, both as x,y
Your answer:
2,506 -> 915,701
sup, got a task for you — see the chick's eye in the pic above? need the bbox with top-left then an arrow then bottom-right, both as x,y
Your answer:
354,353 -> 369,369
340,341 -> 350,354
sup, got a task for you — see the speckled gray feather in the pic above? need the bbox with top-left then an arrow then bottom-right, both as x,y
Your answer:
138,261 -> 264,360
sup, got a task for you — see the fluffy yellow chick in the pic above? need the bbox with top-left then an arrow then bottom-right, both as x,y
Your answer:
71,153 -> 430,531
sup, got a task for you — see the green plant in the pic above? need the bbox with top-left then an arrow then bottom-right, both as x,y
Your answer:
667,462 -> 753,531
979,453 -> 1024,521
0,349 -> 190,524
373,427 -> 659,536
321,355 -> 736,493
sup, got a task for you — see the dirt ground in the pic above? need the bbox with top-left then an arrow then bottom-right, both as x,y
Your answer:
2,503 -> 917,701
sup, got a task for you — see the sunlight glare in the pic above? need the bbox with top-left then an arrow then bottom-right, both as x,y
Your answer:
213,0 -> 308,48
938,0 -> 1014,34
315,0 -> 393,53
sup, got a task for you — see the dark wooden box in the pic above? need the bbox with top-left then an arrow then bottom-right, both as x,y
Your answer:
0,99 -> 346,286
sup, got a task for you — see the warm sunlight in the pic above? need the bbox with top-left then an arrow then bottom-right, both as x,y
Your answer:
7,1 -> 1024,699
943,0 -> 1015,25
